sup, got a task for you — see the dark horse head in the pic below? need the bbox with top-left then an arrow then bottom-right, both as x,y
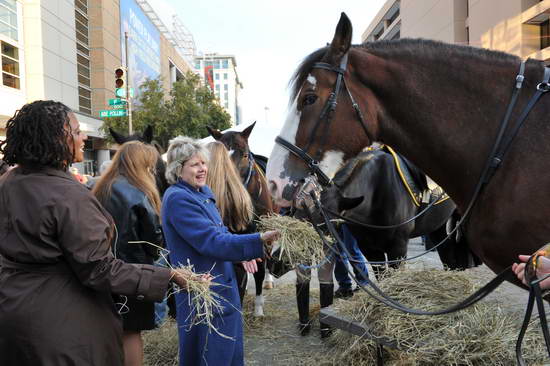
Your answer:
206,122 -> 274,216
109,125 -> 169,196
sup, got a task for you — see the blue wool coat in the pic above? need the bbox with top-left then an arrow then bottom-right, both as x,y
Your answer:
162,180 -> 264,366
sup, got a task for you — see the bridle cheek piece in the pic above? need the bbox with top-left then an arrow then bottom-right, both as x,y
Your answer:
275,51 -> 371,190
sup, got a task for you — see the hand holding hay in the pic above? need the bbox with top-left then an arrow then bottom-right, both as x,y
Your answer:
172,263 -> 233,339
260,230 -> 280,257
258,214 -> 330,268
170,268 -> 212,288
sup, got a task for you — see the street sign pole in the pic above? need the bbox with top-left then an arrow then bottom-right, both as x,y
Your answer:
125,31 -> 133,134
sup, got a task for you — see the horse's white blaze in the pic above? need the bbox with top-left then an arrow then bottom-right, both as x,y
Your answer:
319,150 -> 345,179
266,100 -> 301,206
228,149 -> 235,157
307,74 -> 317,89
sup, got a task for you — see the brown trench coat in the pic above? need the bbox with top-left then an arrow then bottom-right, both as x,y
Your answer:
0,166 -> 171,365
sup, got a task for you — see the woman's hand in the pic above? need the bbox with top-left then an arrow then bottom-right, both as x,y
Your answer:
242,259 -> 260,274
512,254 -> 550,289
260,230 -> 280,256
170,268 -> 212,288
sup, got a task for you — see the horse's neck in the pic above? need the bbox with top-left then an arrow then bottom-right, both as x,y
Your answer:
353,47 -> 531,207
250,164 -> 274,216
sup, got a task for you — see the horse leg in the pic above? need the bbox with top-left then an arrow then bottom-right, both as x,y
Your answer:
295,266 -> 311,335
318,258 -> 335,338
252,259 -> 266,317
263,271 -> 275,289
233,263 -> 248,307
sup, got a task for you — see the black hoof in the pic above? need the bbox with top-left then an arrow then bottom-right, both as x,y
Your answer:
298,322 -> 311,336
334,287 -> 354,299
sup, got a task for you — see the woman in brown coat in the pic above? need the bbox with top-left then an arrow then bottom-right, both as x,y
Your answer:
0,100 -> 196,366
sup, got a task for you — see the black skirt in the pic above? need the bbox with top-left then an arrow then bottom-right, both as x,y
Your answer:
120,296 -> 156,332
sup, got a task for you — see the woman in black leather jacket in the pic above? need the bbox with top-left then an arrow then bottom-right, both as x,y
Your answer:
92,141 -> 164,366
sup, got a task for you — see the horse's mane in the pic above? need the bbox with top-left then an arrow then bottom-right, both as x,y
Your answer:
290,39 -> 521,103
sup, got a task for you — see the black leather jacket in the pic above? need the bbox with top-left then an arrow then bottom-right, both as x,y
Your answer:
103,177 -> 163,265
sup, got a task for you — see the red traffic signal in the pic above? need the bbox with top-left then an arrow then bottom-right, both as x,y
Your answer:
115,67 -> 125,89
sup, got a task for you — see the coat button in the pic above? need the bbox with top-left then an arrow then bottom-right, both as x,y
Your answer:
136,295 -> 145,301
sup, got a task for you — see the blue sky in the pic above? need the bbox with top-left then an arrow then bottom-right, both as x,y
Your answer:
152,0 -> 385,130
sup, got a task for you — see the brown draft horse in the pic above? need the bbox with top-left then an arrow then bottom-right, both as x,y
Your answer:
266,12 -> 550,291
207,122 -> 276,316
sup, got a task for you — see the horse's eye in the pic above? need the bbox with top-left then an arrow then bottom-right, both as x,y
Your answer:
243,154 -> 249,159
303,94 -> 317,107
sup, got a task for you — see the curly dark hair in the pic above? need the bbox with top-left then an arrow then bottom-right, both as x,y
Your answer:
0,100 -> 74,170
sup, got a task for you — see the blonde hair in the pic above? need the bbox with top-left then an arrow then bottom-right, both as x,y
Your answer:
165,135 -> 209,185
92,141 -> 161,214
206,141 -> 253,232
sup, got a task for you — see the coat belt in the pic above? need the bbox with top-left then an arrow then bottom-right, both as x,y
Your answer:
0,255 -> 71,274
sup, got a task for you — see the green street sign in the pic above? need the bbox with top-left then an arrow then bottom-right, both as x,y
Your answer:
108,98 -> 127,106
99,109 -> 128,118
114,88 -> 134,98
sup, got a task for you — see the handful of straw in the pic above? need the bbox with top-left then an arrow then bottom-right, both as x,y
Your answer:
174,263 -> 234,340
257,214 -> 331,268
129,240 -> 233,339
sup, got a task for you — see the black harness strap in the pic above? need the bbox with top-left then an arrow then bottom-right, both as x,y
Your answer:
490,66 -> 550,179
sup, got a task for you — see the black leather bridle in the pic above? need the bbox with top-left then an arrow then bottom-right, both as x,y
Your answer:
275,51 -> 371,188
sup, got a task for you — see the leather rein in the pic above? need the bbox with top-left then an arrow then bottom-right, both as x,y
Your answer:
275,53 -> 550,364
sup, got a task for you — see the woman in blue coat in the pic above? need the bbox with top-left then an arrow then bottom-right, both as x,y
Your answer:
161,136 -> 279,366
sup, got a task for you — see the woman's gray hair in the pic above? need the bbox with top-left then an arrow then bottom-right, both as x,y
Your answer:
165,135 -> 209,185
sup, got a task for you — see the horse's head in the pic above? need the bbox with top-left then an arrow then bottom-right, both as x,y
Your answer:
206,122 -> 256,180
109,125 -> 168,195
109,125 -> 154,145
267,13 -> 379,207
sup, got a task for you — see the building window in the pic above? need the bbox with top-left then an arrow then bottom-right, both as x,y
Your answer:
387,8 -> 399,26
224,73 -> 228,80
195,60 -> 201,69
224,101 -> 228,108
222,59 -> 228,68
213,60 -> 220,69
215,84 -> 220,91
224,92 -> 228,101
1,41 -> 19,89
75,0 -> 91,115
541,20 -> 550,49
215,73 -> 219,80
0,0 -> 17,41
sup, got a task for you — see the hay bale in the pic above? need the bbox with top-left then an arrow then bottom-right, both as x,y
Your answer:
257,214 -> 331,267
328,267 -> 547,365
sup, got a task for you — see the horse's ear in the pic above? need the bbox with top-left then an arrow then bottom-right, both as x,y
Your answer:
339,195 -> 363,211
241,121 -> 256,140
109,128 -> 126,145
327,12 -> 352,65
142,125 -> 153,144
206,126 -> 223,140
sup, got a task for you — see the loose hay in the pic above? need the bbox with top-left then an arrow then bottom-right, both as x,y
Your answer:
174,263 -> 234,339
258,214 -> 331,267
327,267 -> 547,365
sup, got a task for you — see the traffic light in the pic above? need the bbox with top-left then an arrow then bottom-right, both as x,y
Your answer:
115,67 -> 126,98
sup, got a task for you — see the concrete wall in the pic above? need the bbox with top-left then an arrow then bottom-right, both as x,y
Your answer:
89,0 -> 122,117
401,0 -> 468,43
23,0 -> 79,110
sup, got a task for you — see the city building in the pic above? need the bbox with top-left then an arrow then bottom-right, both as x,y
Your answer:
362,0 -> 550,63
0,0 -> 195,175
194,53 -> 243,126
